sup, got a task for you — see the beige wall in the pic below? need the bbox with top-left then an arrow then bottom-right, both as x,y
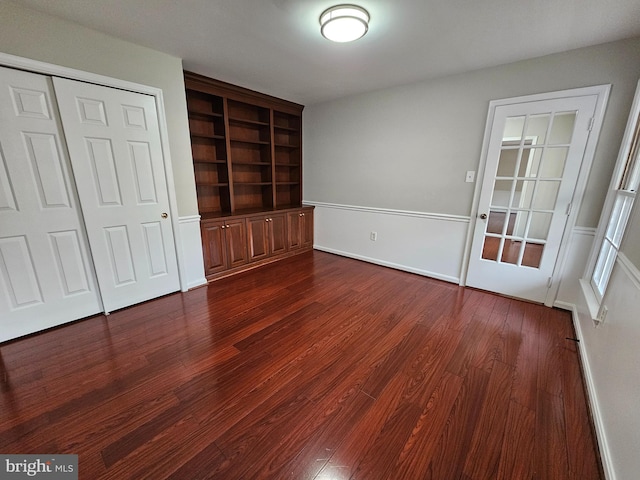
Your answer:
304,36 -> 640,227
0,2 -> 198,216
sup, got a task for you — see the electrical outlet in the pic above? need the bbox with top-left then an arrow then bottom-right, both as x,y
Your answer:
370,231 -> 377,241
594,304 -> 608,326
465,171 -> 476,183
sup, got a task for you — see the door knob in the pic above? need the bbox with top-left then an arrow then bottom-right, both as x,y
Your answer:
161,212 -> 168,219
479,213 -> 487,220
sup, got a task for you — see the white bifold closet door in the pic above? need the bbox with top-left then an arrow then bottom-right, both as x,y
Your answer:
0,67 -> 179,343
0,67 -> 101,342
53,77 -> 179,313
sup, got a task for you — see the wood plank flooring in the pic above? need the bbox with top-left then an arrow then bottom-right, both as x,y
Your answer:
0,251 -> 602,479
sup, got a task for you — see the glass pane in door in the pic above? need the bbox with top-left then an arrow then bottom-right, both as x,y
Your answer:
548,112 -> 576,144
481,110 -> 577,268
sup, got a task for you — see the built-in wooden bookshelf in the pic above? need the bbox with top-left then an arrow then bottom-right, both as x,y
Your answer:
185,72 -> 303,218
184,71 -> 311,281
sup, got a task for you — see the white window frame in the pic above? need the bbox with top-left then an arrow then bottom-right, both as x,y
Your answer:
582,79 -> 640,317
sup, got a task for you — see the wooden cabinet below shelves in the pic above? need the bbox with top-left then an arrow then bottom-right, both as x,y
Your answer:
247,213 -> 287,262
201,206 -> 314,281
288,209 -> 313,250
202,219 -> 248,276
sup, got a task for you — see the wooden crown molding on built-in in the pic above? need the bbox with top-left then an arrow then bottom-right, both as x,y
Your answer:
184,71 -> 304,115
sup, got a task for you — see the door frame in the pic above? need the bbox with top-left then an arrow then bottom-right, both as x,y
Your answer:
0,51 -> 188,294
461,85 -> 610,306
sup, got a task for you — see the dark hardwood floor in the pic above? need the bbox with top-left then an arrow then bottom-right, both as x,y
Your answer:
0,251 -> 602,479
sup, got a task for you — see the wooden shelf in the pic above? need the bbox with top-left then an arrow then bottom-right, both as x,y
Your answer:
192,133 -> 225,140
234,182 -> 273,186
274,124 -> 298,132
233,161 -> 272,166
229,138 -> 270,146
193,158 -> 227,165
274,143 -> 299,148
185,70 -> 304,223
275,162 -> 300,167
228,116 -> 270,127
189,111 -> 223,119
196,182 -> 230,188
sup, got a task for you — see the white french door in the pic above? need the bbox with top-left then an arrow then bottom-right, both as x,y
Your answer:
0,67 -> 101,342
466,94 -> 598,303
53,77 -> 180,313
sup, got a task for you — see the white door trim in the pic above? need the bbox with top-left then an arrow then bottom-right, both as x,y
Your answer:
0,52 -> 188,293
461,85 -> 610,306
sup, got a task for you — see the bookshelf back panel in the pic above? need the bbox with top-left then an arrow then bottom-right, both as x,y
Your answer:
187,92 -> 223,115
195,162 -> 229,185
191,139 -> 226,163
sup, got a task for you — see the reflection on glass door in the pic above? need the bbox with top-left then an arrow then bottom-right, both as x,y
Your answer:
481,111 -> 576,269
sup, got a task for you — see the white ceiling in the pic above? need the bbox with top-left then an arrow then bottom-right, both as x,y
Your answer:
12,0 -> 640,105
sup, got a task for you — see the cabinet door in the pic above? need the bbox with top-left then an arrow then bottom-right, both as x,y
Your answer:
224,219 -> 249,268
287,211 -> 302,250
302,209 -> 314,248
247,215 -> 270,261
202,221 -> 227,275
270,213 -> 288,255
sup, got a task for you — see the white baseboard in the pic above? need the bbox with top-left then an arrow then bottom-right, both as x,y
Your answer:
178,215 -> 207,289
571,301 -> 615,480
314,245 -> 460,284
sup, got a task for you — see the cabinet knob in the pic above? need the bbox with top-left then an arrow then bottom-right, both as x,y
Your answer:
221,225 -> 225,229
161,212 -> 168,219
479,213 -> 488,220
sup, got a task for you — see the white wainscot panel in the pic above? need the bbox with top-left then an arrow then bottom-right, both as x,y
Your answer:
554,227 -> 596,309
574,256 -> 640,480
179,215 -> 207,289
309,202 -> 469,283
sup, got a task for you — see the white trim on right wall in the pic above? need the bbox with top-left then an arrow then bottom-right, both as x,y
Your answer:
573,253 -> 640,480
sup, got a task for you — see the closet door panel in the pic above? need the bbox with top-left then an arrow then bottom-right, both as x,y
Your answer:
0,66 -> 101,343
53,77 -> 180,313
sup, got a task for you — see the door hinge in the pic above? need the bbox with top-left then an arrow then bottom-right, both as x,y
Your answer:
566,202 -> 572,215
588,117 -> 595,131
547,276 -> 553,288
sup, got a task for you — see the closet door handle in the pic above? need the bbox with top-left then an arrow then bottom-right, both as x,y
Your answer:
161,212 -> 168,219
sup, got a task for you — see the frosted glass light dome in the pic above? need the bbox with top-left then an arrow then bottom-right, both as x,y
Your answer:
320,5 -> 370,43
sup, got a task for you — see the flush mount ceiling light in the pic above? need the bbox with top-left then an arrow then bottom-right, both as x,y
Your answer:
320,4 -> 370,43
